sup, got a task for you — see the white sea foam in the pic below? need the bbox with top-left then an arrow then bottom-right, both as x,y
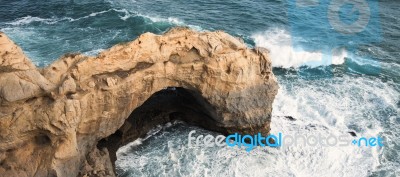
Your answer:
6,16 -> 59,25
115,74 -> 398,177
252,29 -> 347,68
140,14 -> 183,25
7,9 -> 130,26
114,9 -> 131,20
6,9 -> 113,25
137,13 -> 203,31
116,138 -> 144,158
83,48 -> 105,56
6,9 -> 203,34
268,75 -> 392,176
68,9 -> 112,22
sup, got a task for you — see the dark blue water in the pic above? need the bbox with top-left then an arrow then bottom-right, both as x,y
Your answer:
1,0 -> 398,176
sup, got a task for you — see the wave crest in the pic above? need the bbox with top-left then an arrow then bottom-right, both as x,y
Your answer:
6,16 -> 59,25
252,29 -> 347,68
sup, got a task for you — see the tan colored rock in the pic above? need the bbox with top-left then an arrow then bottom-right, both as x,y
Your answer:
0,32 -> 36,72
59,76 -> 77,95
0,27 -> 278,177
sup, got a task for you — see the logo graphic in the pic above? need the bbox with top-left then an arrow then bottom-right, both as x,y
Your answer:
288,0 -> 381,75
327,0 -> 371,34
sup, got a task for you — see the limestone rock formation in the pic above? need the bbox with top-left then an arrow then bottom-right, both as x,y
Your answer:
0,27 -> 278,177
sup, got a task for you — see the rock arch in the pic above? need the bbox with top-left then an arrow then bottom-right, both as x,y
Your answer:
0,27 -> 278,177
98,87 -> 223,168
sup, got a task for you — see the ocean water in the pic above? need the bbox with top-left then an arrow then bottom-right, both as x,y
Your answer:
0,0 -> 399,177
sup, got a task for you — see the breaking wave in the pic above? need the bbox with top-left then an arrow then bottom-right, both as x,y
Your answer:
252,29 -> 347,68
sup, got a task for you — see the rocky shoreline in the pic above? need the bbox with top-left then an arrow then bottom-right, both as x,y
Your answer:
0,27 -> 278,177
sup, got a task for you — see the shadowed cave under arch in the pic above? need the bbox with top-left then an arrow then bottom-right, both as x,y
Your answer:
98,87 -> 229,167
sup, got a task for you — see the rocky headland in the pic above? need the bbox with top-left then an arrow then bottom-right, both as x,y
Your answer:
0,27 -> 278,177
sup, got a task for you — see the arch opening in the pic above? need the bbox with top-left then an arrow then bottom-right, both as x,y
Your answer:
97,87 -> 226,168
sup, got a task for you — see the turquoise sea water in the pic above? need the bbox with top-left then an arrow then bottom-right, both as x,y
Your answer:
0,0 -> 399,176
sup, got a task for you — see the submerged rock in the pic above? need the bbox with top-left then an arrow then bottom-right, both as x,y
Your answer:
0,28 -> 278,177
348,131 -> 357,137
284,116 -> 296,121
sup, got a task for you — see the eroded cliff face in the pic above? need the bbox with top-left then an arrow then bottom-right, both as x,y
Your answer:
0,27 -> 278,177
